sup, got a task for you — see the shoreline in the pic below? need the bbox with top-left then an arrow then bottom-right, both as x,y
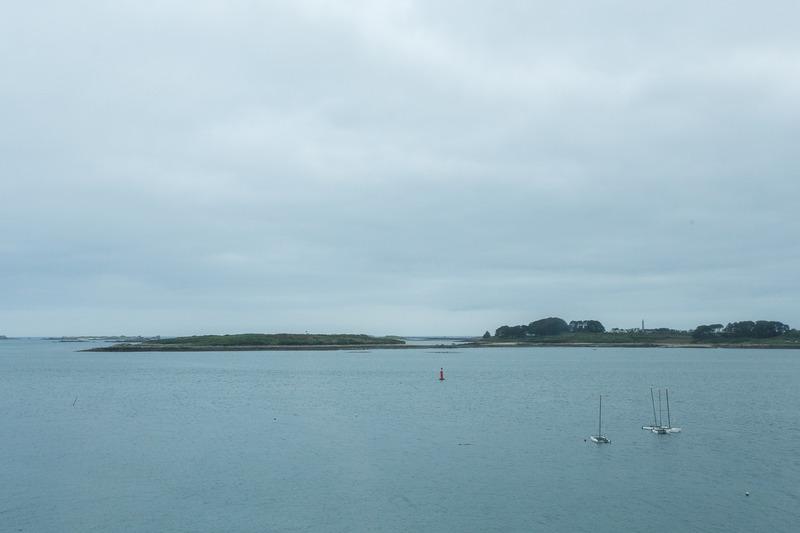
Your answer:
82,343 -> 444,352
479,342 -> 800,349
83,341 -> 800,352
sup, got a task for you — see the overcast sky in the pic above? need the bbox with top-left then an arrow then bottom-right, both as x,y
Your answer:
2,1 -> 799,336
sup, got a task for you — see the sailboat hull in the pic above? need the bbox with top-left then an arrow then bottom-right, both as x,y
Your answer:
643,425 -> 681,434
590,435 -> 610,443
645,388 -> 680,435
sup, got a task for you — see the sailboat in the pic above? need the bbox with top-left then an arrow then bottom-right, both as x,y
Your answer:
590,394 -> 610,443
642,387 -> 681,434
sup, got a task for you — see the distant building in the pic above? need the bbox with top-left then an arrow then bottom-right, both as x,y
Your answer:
568,320 -> 605,333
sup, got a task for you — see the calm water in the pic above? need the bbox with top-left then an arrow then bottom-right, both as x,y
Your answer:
1,339 -> 799,532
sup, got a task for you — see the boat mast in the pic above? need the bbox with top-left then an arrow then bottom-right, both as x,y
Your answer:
666,388 -> 671,429
658,389 -> 663,427
598,395 -> 602,437
650,388 -> 658,427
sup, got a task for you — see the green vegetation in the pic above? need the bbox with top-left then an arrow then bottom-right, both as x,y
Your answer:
147,333 -> 405,347
87,333 -> 407,351
485,330 -> 691,346
494,317 -> 602,339
692,321 -> 791,340
484,317 -> 800,347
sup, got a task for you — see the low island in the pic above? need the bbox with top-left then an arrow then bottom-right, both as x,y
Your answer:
84,333 -> 411,352
81,318 -> 800,352
476,317 -> 800,349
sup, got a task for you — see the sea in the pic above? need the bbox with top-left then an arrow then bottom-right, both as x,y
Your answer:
1,338 -> 798,532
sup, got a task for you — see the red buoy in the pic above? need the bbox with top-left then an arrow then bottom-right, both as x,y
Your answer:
439,368 -> 445,381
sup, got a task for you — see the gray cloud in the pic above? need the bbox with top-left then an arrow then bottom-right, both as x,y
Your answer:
2,1 -> 799,335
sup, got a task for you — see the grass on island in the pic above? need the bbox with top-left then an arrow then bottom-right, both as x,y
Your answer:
84,333 -> 408,351
480,331 -> 691,345
141,333 -> 406,347
479,331 -> 800,346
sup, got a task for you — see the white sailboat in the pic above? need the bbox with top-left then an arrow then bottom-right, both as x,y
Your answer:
642,387 -> 681,434
590,394 -> 610,443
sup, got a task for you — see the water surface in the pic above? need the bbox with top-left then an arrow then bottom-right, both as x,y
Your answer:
1,339 -> 798,532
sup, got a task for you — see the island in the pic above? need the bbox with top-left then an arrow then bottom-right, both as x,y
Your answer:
84,333 -> 412,352
477,317 -> 800,349
80,319 -> 800,352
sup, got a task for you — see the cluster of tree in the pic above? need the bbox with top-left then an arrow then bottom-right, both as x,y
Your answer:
493,317 -> 605,338
692,320 -> 791,340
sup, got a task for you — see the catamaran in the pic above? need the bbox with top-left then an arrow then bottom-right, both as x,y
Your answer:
642,387 -> 681,434
590,394 -> 610,443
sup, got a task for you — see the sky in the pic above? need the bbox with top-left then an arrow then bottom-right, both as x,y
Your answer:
2,1 -> 799,336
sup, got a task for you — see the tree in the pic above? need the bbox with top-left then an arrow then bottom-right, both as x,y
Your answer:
752,320 -> 789,338
724,321 -> 755,337
482,331 -> 491,339
692,324 -> 723,340
528,317 -> 569,336
722,320 -> 789,338
495,325 -> 530,338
